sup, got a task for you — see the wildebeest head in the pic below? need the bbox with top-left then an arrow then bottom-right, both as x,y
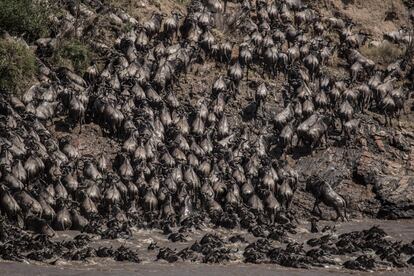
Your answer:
305,174 -> 324,195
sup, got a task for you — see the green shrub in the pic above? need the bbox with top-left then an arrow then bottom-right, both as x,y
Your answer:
52,39 -> 92,74
0,0 -> 51,41
0,39 -> 37,95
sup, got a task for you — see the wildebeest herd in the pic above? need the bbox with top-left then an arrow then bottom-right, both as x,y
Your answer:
0,0 -> 413,271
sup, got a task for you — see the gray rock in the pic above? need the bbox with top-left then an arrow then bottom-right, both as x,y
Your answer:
374,175 -> 414,219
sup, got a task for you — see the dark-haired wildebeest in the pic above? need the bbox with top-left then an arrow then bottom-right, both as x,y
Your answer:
306,176 -> 348,221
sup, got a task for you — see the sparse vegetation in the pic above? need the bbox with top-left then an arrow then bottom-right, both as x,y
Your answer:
105,0 -> 135,10
402,0 -> 414,9
0,0 -> 51,41
175,0 -> 189,4
360,41 -> 404,65
52,39 -> 93,74
0,39 -> 37,95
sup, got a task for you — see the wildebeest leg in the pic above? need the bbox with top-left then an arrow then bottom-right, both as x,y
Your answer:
16,214 -> 24,228
196,190 -> 201,209
192,189 -> 198,209
286,196 -> 292,210
339,119 -> 344,134
341,195 -> 348,221
269,210 -> 275,225
341,209 -> 347,222
310,140 -> 317,156
384,112 -> 389,126
259,99 -> 264,118
291,211 -> 300,224
272,66 -> 277,78
360,97 -> 365,113
397,114 -> 402,129
333,205 -> 342,221
79,116 -> 84,134
312,200 -> 321,216
388,113 -> 393,127
282,149 -> 287,161
297,138 -> 303,149
317,204 -> 324,220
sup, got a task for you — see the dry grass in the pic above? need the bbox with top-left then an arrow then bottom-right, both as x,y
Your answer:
320,0 -> 410,39
105,0 -> 136,10
104,0 -> 185,19
360,41 -> 404,65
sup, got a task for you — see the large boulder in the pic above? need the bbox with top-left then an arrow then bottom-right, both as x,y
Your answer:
374,176 -> 414,219
356,150 -> 414,219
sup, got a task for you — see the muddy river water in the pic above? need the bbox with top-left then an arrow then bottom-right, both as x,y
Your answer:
1,219 -> 413,275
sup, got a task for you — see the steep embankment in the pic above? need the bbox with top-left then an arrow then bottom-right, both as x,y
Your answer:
0,0 -> 413,272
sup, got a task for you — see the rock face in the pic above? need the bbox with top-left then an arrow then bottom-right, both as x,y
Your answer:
355,145 -> 414,219
296,147 -> 353,185
375,176 -> 414,219
355,151 -> 384,186
291,122 -> 414,220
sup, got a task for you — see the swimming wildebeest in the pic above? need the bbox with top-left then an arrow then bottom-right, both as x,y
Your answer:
306,175 -> 348,221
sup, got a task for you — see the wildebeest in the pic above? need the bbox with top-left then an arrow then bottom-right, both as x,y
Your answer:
297,114 -> 330,151
306,175 -> 348,221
